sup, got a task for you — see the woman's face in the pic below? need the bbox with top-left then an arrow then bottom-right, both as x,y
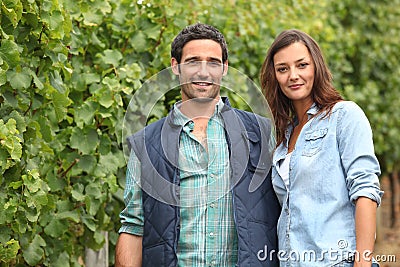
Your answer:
273,42 -> 315,107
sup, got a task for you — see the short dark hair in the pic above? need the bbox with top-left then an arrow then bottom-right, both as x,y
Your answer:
171,23 -> 228,63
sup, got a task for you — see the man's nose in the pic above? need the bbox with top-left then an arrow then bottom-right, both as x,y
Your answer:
197,61 -> 210,76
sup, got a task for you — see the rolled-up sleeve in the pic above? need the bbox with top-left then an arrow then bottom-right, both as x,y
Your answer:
119,150 -> 144,235
337,102 -> 384,206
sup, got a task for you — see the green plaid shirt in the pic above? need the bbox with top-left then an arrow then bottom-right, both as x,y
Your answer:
119,100 -> 238,267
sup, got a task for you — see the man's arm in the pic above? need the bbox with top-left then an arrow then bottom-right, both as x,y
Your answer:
115,233 -> 143,267
116,148 -> 144,267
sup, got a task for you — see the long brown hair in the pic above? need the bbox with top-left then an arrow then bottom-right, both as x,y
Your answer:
260,29 -> 343,147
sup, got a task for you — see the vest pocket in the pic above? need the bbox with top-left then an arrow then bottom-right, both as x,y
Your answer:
142,242 -> 165,267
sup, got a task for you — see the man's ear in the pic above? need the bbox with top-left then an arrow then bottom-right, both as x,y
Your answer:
223,60 -> 228,76
171,58 -> 180,75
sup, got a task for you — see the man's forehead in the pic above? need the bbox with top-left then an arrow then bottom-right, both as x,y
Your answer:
181,39 -> 223,59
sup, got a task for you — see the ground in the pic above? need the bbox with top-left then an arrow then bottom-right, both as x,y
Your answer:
374,176 -> 400,267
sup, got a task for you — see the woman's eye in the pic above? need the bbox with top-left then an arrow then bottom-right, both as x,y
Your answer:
276,67 -> 287,73
299,63 -> 309,68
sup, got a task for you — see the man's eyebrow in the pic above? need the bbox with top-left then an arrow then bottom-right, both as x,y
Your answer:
183,56 -> 222,63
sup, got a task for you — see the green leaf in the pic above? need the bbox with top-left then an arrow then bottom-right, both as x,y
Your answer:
24,190 -> 49,210
83,73 -> 100,84
71,183 -> 85,201
144,24 -> 162,41
0,68 -> 7,86
50,70 -> 67,94
74,101 -> 97,127
98,89 -> 113,108
82,215 -> 97,231
26,208 -> 40,223
57,210 -> 80,223
98,134 -> 111,155
85,183 -> 102,199
8,110 -> 26,134
7,69 -> 31,90
0,40 -> 20,68
93,230 -> 105,246
98,151 -> 125,175
0,118 -> 22,161
38,116 -> 53,142
23,235 -> 46,266
47,172 -> 67,192
51,90 -> 72,122
2,0 -> 23,27
77,154 -> 97,172
0,226 -> 12,243
28,68 -> 44,90
9,180 -> 23,189
48,10 -> 65,39
131,31 -> 147,52
70,127 -> 99,154
100,49 -> 123,66
44,218 -> 67,238
22,170 -> 41,193
53,251 -> 70,267
0,239 -> 20,263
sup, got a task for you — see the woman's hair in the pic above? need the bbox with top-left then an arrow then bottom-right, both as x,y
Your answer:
260,29 -> 343,147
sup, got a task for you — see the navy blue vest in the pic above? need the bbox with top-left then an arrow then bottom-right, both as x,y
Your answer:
128,98 -> 280,266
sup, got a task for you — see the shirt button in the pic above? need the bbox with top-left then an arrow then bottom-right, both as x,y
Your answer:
210,203 -> 215,208
209,232 -> 215,238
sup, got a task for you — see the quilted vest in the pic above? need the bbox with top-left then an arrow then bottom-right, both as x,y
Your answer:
127,98 -> 280,267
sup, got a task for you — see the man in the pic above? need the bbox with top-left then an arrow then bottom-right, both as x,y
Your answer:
115,23 -> 280,267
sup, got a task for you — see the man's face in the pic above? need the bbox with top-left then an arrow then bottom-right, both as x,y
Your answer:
171,39 -> 228,102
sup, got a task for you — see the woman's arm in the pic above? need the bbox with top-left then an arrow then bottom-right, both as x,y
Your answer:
354,196 -> 378,267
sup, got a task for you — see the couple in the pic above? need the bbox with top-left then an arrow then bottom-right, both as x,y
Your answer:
116,23 -> 383,267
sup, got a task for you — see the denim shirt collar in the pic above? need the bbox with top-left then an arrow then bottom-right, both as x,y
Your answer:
275,103 -> 319,163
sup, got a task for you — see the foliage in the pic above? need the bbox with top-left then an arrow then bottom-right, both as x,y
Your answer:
1,0 -> 399,265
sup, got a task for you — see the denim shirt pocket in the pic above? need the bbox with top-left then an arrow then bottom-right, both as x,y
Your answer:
302,128 -> 328,157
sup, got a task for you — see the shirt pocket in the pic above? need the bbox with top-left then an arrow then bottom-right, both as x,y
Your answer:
302,128 -> 328,157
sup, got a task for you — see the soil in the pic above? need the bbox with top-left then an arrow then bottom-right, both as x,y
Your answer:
374,176 -> 400,267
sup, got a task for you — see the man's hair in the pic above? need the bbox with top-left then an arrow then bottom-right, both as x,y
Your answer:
171,23 -> 228,63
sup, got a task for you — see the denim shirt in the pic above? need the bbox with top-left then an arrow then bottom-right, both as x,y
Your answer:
272,101 -> 383,267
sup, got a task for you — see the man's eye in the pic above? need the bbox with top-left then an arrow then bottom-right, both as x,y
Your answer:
208,61 -> 221,67
187,61 -> 200,66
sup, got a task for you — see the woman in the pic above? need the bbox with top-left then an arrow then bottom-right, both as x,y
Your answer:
260,29 -> 383,267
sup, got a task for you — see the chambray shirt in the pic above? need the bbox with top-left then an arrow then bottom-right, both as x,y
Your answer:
119,99 -> 238,267
272,101 -> 383,267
